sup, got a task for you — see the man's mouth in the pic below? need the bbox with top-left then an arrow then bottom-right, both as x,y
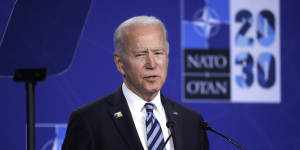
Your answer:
144,75 -> 159,81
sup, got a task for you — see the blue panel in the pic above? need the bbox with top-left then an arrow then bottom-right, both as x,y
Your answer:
0,0 -> 92,76
208,23 -> 229,48
183,21 -> 207,48
183,0 -> 206,20
206,0 -> 229,22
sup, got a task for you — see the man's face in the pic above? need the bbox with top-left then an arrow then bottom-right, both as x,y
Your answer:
114,25 -> 169,100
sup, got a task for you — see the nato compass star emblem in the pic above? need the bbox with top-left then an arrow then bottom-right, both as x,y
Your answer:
192,7 -> 221,38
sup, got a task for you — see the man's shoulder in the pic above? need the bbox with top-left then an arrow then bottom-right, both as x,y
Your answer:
73,88 -> 122,118
163,95 -> 204,119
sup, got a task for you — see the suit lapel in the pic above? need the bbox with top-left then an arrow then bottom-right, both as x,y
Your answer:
107,88 -> 144,150
161,94 -> 183,150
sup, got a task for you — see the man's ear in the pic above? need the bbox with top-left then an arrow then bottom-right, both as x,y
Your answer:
114,52 -> 125,75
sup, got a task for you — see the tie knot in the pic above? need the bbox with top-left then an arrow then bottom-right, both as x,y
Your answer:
144,103 -> 154,113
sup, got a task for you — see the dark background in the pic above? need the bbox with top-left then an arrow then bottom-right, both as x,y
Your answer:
0,0 -> 299,149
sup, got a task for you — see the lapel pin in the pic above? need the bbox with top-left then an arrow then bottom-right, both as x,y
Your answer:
172,111 -> 179,116
114,112 -> 123,118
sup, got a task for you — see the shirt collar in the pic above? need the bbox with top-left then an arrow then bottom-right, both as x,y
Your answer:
122,83 -> 163,114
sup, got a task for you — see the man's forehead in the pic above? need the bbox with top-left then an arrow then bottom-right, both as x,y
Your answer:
124,24 -> 162,34
128,40 -> 167,51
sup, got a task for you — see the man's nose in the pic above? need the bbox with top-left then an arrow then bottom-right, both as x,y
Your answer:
145,54 -> 156,69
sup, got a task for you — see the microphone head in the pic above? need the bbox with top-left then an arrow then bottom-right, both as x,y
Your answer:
166,120 -> 175,129
200,121 -> 211,130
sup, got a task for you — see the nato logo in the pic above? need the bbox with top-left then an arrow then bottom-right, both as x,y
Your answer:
182,0 -> 229,49
36,123 -> 67,150
192,7 -> 221,39
182,0 -> 231,101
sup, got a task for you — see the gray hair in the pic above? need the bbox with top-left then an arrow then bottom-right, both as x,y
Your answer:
113,16 -> 169,55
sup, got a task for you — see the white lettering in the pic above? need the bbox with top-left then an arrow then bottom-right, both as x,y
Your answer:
187,54 -> 228,69
186,80 -> 227,95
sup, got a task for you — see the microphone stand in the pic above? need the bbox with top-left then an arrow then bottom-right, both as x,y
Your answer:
201,121 -> 246,150
14,68 -> 47,150
161,121 -> 175,149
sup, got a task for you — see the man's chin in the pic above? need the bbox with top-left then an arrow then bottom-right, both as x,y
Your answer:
144,86 -> 161,95
139,86 -> 161,101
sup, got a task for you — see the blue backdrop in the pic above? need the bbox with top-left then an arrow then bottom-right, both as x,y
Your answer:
0,0 -> 300,149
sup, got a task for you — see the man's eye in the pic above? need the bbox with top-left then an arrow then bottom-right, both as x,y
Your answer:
155,51 -> 164,55
135,53 -> 144,57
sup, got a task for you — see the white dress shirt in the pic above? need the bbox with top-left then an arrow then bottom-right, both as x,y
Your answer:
122,83 -> 174,150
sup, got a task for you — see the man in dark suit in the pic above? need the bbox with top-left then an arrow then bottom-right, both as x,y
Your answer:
62,16 -> 209,150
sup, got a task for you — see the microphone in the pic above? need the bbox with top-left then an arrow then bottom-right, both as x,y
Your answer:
200,121 -> 246,150
161,120 -> 175,150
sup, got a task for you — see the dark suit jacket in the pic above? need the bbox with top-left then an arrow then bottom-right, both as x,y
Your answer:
62,88 -> 209,150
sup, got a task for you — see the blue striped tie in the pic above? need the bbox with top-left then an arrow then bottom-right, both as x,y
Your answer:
145,103 -> 165,150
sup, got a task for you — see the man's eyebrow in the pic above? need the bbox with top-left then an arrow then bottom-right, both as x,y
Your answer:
152,49 -> 165,52
134,50 -> 148,53
133,49 -> 165,54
